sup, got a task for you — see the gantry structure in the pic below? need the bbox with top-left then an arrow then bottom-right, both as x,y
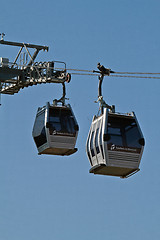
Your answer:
0,33 -> 71,95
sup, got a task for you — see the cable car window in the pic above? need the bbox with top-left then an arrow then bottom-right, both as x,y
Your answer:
107,122 -> 123,146
49,115 -> 61,132
86,133 -> 92,165
107,116 -> 142,149
49,108 -> 77,136
33,111 -> 47,147
125,123 -> 142,148
90,131 -> 95,157
107,123 -> 121,135
99,127 -> 104,159
95,128 -> 100,154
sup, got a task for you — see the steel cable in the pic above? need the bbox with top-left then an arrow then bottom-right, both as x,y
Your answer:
54,67 -> 160,79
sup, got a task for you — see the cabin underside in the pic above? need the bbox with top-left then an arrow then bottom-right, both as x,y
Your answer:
89,164 -> 139,178
38,147 -> 78,156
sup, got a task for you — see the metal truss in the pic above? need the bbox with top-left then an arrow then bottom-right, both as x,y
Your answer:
0,37 -> 71,95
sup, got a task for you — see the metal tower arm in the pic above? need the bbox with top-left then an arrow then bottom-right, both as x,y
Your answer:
0,39 -> 49,51
0,36 -> 71,95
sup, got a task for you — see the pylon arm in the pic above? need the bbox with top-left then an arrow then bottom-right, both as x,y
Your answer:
0,40 -> 48,51
0,60 -> 71,95
0,36 -> 71,97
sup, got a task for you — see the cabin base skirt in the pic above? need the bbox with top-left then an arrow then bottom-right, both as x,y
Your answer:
38,147 -> 77,156
89,164 -> 140,178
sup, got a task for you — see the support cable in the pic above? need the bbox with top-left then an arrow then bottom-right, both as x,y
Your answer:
114,71 -> 160,75
66,72 -> 160,80
54,67 -> 160,79
110,75 -> 160,79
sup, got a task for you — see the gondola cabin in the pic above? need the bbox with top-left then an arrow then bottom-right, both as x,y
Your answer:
32,102 -> 79,156
86,108 -> 145,178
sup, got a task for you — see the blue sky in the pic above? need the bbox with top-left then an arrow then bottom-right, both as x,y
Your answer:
0,0 -> 160,239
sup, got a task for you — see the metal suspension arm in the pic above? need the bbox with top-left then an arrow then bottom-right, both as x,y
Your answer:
0,40 -> 49,51
96,63 -> 115,112
58,82 -> 66,105
53,82 -> 67,106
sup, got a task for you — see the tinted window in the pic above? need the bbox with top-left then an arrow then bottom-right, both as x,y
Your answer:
95,128 -> 100,154
125,122 -> 142,148
99,127 -> 104,159
107,115 -> 142,149
49,108 -> 77,136
86,133 -> 93,166
49,115 -> 61,132
90,131 -> 95,157
33,111 -> 47,147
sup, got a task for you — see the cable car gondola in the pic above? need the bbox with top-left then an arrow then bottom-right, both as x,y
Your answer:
86,108 -> 144,178
86,108 -> 145,178
32,101 -> 79,156
86,63 -> 145,178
